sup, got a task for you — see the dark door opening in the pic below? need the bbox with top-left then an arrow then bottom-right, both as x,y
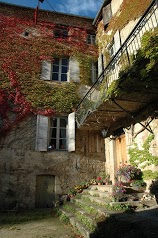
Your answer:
35,175 -> 55,208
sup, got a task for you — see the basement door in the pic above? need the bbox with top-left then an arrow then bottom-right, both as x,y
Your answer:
116,134 -> 127,169
35,175 -> 55,208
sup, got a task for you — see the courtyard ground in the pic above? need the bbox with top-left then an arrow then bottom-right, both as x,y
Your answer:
0,209 -> 80,238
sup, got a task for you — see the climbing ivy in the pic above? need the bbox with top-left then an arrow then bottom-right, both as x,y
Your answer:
0,7 -> 98,135
129,134 -> 158,167
142,170 -> 158,180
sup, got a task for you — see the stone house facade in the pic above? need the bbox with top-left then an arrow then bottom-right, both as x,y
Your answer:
0,0 -> 158,210
0,2 -> 105,209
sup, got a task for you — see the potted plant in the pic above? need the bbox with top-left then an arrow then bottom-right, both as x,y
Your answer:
74,185 -> 83,193
99,172 -> 110,185
96,176 -> 103,185
80,181 -> 89,189
112,181 -> 126,202
130,179 -> 146,192
68,188 -> 76,197
115,164 -> 142,185
149,179 -> 158,204
90,178 -> 97,185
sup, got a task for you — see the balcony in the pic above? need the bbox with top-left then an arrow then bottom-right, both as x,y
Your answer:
76,0 -> 158,135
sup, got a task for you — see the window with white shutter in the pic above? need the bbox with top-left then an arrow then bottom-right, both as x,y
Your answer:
36,115 -> 75,152
102,3 -> 112,27
48,117 -> 67,150
41,58 -> 69,81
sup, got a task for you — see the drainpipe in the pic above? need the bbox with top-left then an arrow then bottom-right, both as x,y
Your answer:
34,0 -> 44,24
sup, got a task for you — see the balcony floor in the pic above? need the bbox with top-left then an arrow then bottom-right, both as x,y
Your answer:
78,83 -> 158,135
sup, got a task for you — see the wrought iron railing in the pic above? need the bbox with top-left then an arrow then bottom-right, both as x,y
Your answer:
76,0 -> 158,127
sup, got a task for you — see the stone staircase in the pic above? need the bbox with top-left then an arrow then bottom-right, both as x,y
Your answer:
59,185 -> 158,238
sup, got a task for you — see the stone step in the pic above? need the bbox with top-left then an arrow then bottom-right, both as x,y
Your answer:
60,208 -> 92,238
81,194 -> 111,206
62,202 -> 97,228
59,187 -> 158,238
74,198 -> 124,217
141,200 -> 157,207
109,200 -> 141,207
82,189 -> 112,198
89,185 -> 114,193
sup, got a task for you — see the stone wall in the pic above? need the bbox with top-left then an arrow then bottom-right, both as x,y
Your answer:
0,116 -> 105,209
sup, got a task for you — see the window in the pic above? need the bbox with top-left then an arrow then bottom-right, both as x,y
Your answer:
54,28 -> 68,38
35,113 -> 75,152
52,58 -> 69,81
87,34 -> 96,44
48,117 -> 67,150
41,57 -> 81,82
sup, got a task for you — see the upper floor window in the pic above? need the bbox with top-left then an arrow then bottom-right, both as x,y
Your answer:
52,58 -> 69,82
41,57 -> 80,82
49,117 -> 67,150
87,34 -> 96,44
54,28 -> 68,38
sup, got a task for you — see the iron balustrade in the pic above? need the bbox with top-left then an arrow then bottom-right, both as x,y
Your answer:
76,0 -> 158,128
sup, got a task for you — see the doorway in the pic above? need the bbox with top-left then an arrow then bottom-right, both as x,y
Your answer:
116,134 -> 127,169
35,175 -> 55,208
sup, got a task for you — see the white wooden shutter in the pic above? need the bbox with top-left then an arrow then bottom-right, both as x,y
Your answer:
69,57 -> 80,82
91,62 -> 97,83
41,60 -> 51,80
35,115 -> 48,151
98,54 -> 104,77
67,112 -> 75,152
114,30 -> 121,53
102,3 -> 112,26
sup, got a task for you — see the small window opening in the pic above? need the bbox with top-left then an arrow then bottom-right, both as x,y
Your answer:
24,31 -> 29,37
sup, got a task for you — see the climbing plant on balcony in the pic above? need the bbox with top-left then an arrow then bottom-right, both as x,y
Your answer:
106,28 -> 158,98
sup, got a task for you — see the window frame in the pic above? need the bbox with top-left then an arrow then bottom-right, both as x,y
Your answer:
53,27 -> 68,39
52,57 -> 69,82
48,117 -> 67,151
87,34 -> 96,45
